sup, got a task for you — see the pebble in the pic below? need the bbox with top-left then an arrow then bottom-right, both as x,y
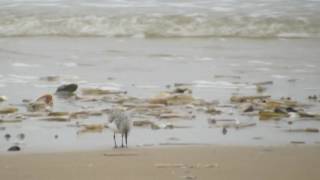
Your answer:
4,134 -> 11,141
222,127 -> 228,135
56,83 -> 78,93
17,133 -> 25,140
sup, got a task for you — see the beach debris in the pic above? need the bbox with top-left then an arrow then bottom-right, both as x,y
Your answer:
0,106 -> 18,114
56,83 -> 78,94
256,85 -> 267,93
206,106 -> 221,115
40,116 -> 70,122
78,124 -> 105,134
39,75 -> 60,82
17,133 -> 26,140
0,96 -> 7,102
286,128 -> 319,133
27,94 -> 53,112
81,88 -> 125,96
241,104 -> 254,113
259,111 -> 288,120
0,118 -> 23,123
4,133 -> 11,141
8,145 -> 21,152
253,81 -> 273,86
222,127 -> 227,135
230,95 -> 270,103
235,123 -> 256,129
148,92 -> 194,105
48,112 -> 69,116
133,120 -> 154,127
308,95 -> 318,101
160,113 -> 189,119
27,102 -> 48,112
298,112 -> 320,119
172,87 -> 192,94
36,94 -> 53,106
0,113 -> 24,123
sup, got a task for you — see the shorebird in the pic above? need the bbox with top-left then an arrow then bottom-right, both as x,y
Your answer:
108,109 -> 131,148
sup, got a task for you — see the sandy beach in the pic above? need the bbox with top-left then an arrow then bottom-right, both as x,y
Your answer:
1,145 -> 320,180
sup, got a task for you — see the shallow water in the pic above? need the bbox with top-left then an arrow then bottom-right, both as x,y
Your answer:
0,37 -> 320,153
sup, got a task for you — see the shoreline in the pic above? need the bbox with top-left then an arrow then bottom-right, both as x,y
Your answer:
1,145 -> 320,180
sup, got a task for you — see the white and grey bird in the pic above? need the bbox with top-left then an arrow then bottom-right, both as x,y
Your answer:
108,109 -> 131,148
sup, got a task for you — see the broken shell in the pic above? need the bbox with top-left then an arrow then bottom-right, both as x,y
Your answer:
36,94 -> 53,106
0,96 -> 7,102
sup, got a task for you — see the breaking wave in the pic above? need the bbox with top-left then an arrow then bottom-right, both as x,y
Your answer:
1,0 -> 320,38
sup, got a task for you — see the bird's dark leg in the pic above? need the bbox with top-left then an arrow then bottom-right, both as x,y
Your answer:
121,133 -> 124,148
113,132 -> 117,148
125,132 -> 128,148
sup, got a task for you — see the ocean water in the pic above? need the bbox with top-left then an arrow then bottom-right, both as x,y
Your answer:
0,0 -> 320,38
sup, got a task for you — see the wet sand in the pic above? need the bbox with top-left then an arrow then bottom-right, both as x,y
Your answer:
1,145 -> 320,180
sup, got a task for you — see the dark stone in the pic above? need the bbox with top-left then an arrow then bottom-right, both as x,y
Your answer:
17,133 -> 25,140
286,107 -> 298,113
56,84 -> 78,93
4,134 -> 11,141
222,127 -> 227,135
8,146 -> 21,152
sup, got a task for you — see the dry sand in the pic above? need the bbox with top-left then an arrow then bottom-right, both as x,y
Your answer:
1,145 -> 320,180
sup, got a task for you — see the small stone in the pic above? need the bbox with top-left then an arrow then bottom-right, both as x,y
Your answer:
17,133 -> 25,140
222,127 -> 227,135
8,146 -> 21,152
4,134 -> 11,141
40,76 -> 60,82
56,83 -> 78,93
54,134 -> 59,139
